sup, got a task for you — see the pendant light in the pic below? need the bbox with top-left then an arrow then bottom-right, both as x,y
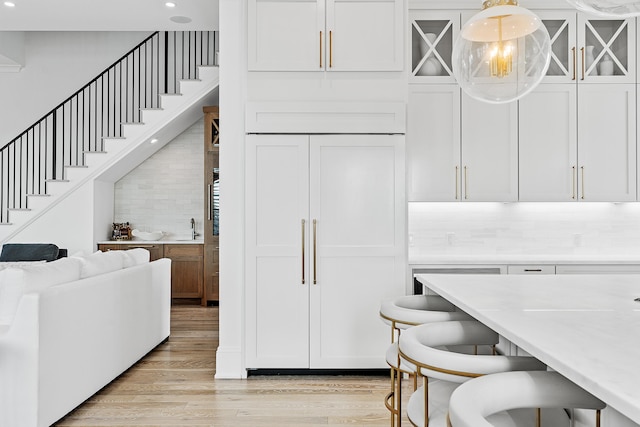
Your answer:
565,0 -> 640,17
452,0 -> 551,104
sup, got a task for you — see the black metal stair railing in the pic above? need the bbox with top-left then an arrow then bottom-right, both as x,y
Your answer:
0,31 -> 218,223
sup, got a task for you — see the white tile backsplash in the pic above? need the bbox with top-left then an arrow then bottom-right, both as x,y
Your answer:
114,119 -> 204,240
409,202 -> 640,257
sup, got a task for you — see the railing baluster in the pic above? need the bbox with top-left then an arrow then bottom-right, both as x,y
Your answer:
0,31 -> 218,223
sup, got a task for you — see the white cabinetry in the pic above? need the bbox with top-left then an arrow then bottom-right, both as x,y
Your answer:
407,88 -> 518,202
248,0 -> 403,71
519,12 -> 636,202
462,95 -> 518,202
245,134 -> 405,369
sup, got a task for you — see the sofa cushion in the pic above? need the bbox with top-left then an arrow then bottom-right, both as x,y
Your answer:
122,248 -> 151,268
0,257 -> 82,325
0,243 -> 59,262
75,250 -> 125,279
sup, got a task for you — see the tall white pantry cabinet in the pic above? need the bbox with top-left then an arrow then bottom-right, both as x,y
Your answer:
245,134 -> 406,369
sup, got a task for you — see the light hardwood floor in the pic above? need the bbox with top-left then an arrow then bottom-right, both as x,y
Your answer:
55,302 -> 403,426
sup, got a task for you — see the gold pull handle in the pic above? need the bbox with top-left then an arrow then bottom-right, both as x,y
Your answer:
464,166 -> 469,200
319,31 -> 323,68
455,166 -> 459,200
208,184 -> 212,220
581,47 -> 585,80
313,219 -> 317,285
572,47 -> 577,81
572,166 -> 576,200
301,219 -> 306,285
329,31 -> 333,68
581,166 -> 585,199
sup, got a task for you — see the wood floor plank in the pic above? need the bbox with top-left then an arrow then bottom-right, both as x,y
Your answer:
54,304 -> 410,426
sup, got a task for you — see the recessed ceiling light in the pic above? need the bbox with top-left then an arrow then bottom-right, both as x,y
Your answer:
4,2 -> 16,7
165,2 -> 176,7
150,138 -> 159,144
170,15 -> 192,24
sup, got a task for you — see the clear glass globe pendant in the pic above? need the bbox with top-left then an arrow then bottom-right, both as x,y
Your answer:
452,0 -> 551,104
566,0 -> 640,17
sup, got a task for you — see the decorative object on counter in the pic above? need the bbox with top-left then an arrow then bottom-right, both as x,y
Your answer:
452,0 -> 551,104
111,222 -> 132,240
418,33 -> 443,76
599,53 -> 614,75
566,0 -> 640,17
131,229 -> 164,241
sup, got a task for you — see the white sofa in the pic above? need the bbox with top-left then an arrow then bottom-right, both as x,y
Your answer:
0,249 -> 172,427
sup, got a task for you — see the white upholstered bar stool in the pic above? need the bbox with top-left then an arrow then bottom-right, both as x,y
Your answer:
398,320 -> 549,427
379,295 -> 471,427
447,371 -> 606,427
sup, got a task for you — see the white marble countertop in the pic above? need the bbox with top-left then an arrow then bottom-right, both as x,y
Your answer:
416,273 -> 640,425
409,253 -> 640,265
97,240 -> 204,245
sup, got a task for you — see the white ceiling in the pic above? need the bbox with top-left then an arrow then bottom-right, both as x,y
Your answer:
0,0 -> 219,31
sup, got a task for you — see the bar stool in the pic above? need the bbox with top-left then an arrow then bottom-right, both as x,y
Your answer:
380,295 -> 471,427
447,371 -> 605,427
398,320 -> 549,427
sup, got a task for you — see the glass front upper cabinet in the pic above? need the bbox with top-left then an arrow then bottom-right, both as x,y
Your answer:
535,10 -> 635,84
409,11 -> 459,83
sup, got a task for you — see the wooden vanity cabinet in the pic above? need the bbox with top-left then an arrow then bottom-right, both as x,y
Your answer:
164,244 -> 204,299
97,243 -> 163,261
97,243 -> 204,302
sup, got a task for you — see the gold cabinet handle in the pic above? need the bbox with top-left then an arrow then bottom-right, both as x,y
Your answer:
329,30 -> 333,68
301,219 -> 306,285
572,47 -> 577,81
464,166 -> 469,200
581,47 -> 585,80
581,166 -> 585,199
313,219 -> 317,284
319,31 -> 323,68
455,166 -> 459,200
208,184 -> 212,220
572,166 -> 576,200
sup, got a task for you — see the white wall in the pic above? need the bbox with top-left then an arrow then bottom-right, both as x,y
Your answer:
0,31 -> 151,145
409,202 -> 640,258
216,0 -> 246,379
113,119 -> 204,240
10,180 -> 98,255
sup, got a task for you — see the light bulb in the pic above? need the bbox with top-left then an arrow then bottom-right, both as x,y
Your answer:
452,2 -> 551,104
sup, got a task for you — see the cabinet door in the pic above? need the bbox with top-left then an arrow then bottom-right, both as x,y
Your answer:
165,245 -> 204,299
326,0 -> 403,71
245,135 -> 310,368
409,10 -> 459,82
248,0 -> 325,71
577,15 -> 635,84
461,95 -> 518,202
577,84 -> 636,201
308,135 -> 405,368
519,84 -> 578,201
536,10 -> 577,84
407,85 -> 461,201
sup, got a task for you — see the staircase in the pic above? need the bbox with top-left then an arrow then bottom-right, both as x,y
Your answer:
0,31 -> 219,242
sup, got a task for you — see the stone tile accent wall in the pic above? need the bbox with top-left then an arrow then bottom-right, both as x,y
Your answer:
409,202 -> 640,258
114,119 -> 203,240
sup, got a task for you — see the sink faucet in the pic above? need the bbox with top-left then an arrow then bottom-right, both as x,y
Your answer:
191,218 -> 199,240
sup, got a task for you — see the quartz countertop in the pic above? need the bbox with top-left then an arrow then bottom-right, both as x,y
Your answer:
416,273 -> 640,425
97,240 -> 204,245
409,253 -> 640,265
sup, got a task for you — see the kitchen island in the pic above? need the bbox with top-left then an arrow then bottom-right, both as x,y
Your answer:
416,273 -> 640,426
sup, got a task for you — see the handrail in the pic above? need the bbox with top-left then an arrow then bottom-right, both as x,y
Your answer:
0,31 -> 218,223
1,32 -> 161,150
